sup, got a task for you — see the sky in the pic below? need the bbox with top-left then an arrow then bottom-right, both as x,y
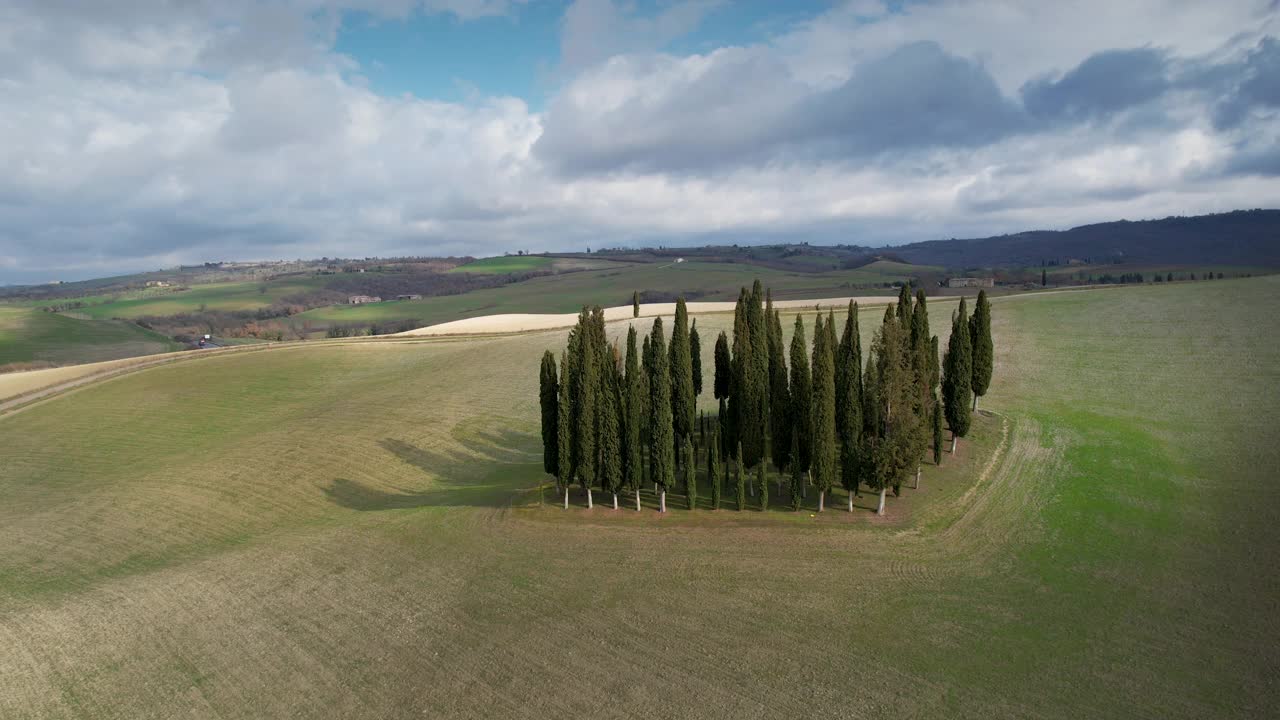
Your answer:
1,1 -> 1278,284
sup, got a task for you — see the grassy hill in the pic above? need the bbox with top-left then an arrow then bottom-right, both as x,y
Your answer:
0,278 -> 1275,717
0,306 -> 182,369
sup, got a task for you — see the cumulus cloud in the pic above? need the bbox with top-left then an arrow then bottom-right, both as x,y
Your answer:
0,0 -> 1278,283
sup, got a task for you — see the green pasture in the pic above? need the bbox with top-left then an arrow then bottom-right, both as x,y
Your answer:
0,306 -> 182,367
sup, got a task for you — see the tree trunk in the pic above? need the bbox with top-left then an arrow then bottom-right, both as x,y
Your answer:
563,487 -> 569,510
635,489 -> 642,512
586,488 -> 593,509
818,490 -> 824,512
749,478 -> 755,497
972,393 -> 978,411
951,431 -> 958,454
915,465 -> 921,489
660,490 -> 667,513
876,488 -> 886,515
848,492 -> 854,513
612,493 -> 618,510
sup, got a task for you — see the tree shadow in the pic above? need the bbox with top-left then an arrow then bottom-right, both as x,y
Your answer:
322,424 -> 542,511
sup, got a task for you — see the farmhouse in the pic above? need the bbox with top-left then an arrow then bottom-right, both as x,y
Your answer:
947,277 -> 995,288
146,280 -> 171,287
396,294 -> 422,301
348,295 -> 382,304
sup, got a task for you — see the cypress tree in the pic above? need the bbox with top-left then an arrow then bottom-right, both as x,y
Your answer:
865,305 -> 918,513
670,297 -> 695,442
571,310 -> 597,506
728,290 -> 747,455
969,290 -> 993,411
683,436 -> 697,509
713,330 -> 731,401
633,291 -> 640,318
896,283 -> 912,326
1042,268 -> 1047,286
740,282 -> 768,469
539,350 -> 559,478
717,397 -> 727,459
690,319 -> 703,398
789,431 -> 803,510
600,375 -> 623,509
932,390 -> 943,465
767,308 -> 791,472
735,441 -> 746,511
557,352 -> 573,508
811,314 -> 836,511
625,327 -> 645,510
649,317 -> 674,511
758,461 -> 768,511
788,315 -> 812,474
709,428 -> 722,509
942,298 -> 973,452
836,301 -> 863,504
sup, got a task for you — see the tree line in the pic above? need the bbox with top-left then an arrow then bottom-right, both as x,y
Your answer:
539,281 -> 995,514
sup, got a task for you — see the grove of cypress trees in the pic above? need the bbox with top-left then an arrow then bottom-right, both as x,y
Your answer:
669,297 -> 695,443
683,436 -> 696,509
690,319 -> 703,398
789,314 -> 812,475
970,290 -> 993,411
557,352 -> 572,509
811,313 -> 836,511
942,298 -> 973,453
836,301 -> 863,505
649,317 -> 674,512
709,428 -> 722,509
767,308 -> 791,472
539,350 -> 559,478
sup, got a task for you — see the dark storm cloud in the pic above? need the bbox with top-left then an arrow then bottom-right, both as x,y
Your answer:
1021,47 -> 1171,122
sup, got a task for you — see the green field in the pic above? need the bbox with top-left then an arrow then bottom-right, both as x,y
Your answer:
0,306 -> 182,368
0,278 -> 1276,717
448,255 -> 555,273
73,278 -> 331,320
301,260 -> 911,327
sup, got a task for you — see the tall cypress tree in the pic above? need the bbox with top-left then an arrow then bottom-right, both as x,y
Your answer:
557,352 -> 573,508
633,291 -> 640,318
788,315 -> 812,474
836,301 -> 863,505
683,436 -> 697,509
690,319 -> 703,398
811,313 -> 836,511
865,305 -> 919,513
599,375 -> 623,509
713,331 -> 731,401
970,290 -> 994,411
669,297 -> 695,443
539,350 -> 559,478
728,290 -> 748,456
571,309 -> 597,506
741,282 -> 768,469
709,428 -> 722,509
767,308 -> 791,472
649,317 -> 674,511
625,327 -> 645,510
942,298 -> 973,452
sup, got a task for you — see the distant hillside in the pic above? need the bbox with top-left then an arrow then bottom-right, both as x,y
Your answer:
892,209 -> 1280,269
